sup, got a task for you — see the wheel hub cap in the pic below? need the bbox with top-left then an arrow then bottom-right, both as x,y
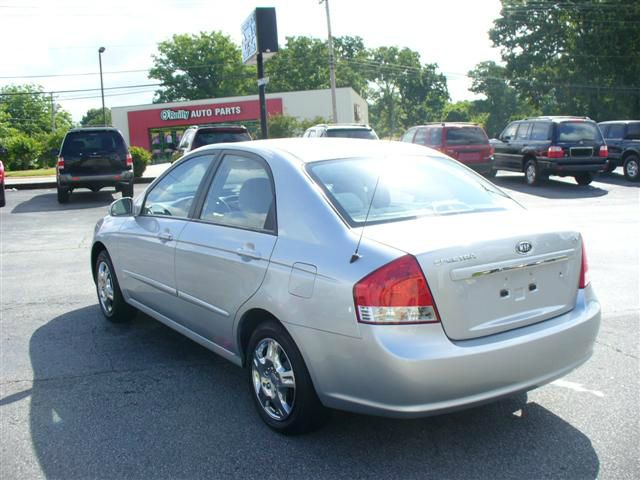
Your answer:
251,338 -> 296,420
97,261 -> 114,314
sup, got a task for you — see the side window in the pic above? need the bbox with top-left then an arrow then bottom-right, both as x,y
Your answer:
200,155 -> 276,233
400,129 -> 415,143
178,130 -> 192,149
306,129 -> 316,138
516,122 -> 532,140
530,122 -> 551,141
413,128 -> 427,145
501,122 -> 519,141
427,127 -> 443,146
143,155 -> 212,218
625,123 -> 640,140
605,124 -> 624,139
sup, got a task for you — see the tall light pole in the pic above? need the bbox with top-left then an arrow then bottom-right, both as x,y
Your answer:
320,0 -> 338,123
98,46 -> 106,126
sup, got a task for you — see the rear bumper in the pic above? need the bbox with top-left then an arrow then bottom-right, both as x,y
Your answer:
466,159 -> 494,174
538,159 -> 607,175
58,170 -> 133,189
288,285 -> 600,418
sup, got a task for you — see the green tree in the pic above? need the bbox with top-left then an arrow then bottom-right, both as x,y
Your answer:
81,107 -> 111,126
367,47 -> 449,138
490,0 -> 640,120
467,61 -> 537,137
0,84 -> 72,135
149,31 -> 254,102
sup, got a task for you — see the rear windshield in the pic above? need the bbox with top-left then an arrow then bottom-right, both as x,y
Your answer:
557,122 -> 603,143
326,129 -> 378,140
62,131 -> 126,156
445,127 -> 488,146
192,130 -> 251,149
307,155 -> 519,227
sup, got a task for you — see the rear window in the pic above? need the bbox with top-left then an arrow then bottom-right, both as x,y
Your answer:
62,131 -> 126,156
307,155 -> 518,227
192,130 -> 251,149
445,127 -> 488,146
557,122 -> 603,142
326,129 -> 378,140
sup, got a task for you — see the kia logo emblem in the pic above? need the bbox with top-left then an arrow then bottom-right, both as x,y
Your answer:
516,241 -> 533,255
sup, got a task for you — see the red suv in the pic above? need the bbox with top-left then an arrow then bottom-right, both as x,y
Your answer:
400,123 -> 495,175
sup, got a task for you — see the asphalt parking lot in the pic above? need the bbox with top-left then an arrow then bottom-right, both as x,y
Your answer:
1,171 -> 638,479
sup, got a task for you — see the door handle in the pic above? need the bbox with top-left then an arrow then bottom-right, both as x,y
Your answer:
235,248 -> 262,260
158,232 -> 173,242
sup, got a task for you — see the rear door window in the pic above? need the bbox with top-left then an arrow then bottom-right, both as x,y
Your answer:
426,127 -> 442,146
445,127 -> 488,145
413,128 -> 427,145
400,129 -> 416,143
62,131 -> 126,156
530,122 -> 551,141
626,123 -> 640,140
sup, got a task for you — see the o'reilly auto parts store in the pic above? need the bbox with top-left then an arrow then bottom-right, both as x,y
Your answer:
111,87 -> 368,160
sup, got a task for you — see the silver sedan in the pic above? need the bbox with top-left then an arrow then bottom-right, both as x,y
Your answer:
91,139 -> 601,434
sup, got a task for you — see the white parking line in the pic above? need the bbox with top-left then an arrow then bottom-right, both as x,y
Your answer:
551,379 -> 605,398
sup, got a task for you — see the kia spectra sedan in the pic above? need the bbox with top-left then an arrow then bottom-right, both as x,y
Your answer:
91,139 -> 601,434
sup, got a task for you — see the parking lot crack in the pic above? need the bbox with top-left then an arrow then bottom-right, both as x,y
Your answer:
594,339 -> 639,360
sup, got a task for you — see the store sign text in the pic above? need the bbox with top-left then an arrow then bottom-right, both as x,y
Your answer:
160,106 -> 242,121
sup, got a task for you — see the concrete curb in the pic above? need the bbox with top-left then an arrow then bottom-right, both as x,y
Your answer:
5,176 -> 156,190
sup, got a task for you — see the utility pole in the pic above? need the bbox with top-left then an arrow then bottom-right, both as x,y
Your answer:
50,92 -> 55,131
321,0 -> 338,123
257,52 -> 268,139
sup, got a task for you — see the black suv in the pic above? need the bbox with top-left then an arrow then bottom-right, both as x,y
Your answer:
171,124 -> 251,162
491,116 -> 608,186
598,120 -> 640,181
302,124 -> 379,139
56,127 -> 133,203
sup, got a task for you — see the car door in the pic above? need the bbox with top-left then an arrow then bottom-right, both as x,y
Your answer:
493,122 -> 519,169
173,151 -> 278,348
604,123 -> 625,163
115,154 -> 214,319
509,122 -> 532,170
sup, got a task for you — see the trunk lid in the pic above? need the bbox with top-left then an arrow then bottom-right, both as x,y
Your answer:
362,211 -> 582,340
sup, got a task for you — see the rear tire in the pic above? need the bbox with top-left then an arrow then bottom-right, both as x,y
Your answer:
0,184 -> 5,207
623,155 -> 640,182
95,250 -> 135,323
524,159 -> 540,186
574,173 -> 593,186
121,182 -> 134,198
247,320 -> 328,434
57,186 -> 69,203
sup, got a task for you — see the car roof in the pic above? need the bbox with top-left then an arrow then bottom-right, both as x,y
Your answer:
195,138 -> 434,165
598,120 -> 640,125
311,124 -> 373,130
67,127 -> 120,133
412,122 -> 480,128
523,116 -> 594,123
189,123 -> 248,130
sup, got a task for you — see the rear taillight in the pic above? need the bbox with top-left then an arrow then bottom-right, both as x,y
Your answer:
547,146 -> 564,158
599,145 -> 608,158
57,157 -> 64,169
579,239 -> 590,289
126,152 -> 133,168
353,255 -> 440,324
489,146 -> 495,156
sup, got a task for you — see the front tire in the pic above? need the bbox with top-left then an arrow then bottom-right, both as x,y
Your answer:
95,250 -> 135,322
247,321 -> 328,434
623,154 -> 640,182
574,173 -> 593,186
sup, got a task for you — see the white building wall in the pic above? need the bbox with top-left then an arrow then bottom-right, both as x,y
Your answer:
111,87 -> 369,145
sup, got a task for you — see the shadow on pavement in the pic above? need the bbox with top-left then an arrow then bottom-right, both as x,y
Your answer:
27,306 -> 600,479
11,191 -> 116,214
493,175 -> 609,199
592,171 -> 639,188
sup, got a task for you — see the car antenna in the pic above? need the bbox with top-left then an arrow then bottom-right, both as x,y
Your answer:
350,175 -> 381,264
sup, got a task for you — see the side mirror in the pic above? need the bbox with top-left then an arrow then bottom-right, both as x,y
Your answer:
501,135 -> 511,142
109,197 -> 133,217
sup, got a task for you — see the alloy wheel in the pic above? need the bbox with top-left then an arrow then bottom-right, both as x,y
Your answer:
97,261 -> 115,315
251,338 -> 296,421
